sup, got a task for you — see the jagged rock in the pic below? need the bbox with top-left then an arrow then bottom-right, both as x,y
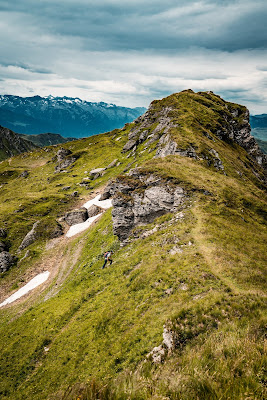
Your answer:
106,159 -> 118,169
63,208 -> 88,226
0,229 -> 7,238
111,172 -> 187,241
19,170 -> 29,178
18,221 -> 40,252
87,204 -> 103,218
54,148 -> 77,172
0,251 -> 17,273
89,168 -> 106,179
0,241 -> 7,252
56,148 -> 72,162
99,182 -> 114,200
71,191 -> 79,197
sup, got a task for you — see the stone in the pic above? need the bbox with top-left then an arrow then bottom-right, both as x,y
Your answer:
0,229 -> 7,238
0,241 -> 7,252
87,204 -> 103,218
19,170 -> 29,178
18,221 -> 40,252
147,345 -> 166,364
0,251 -> 17,273
62,186 -> 71,191
56,148 -> 72,162
63,207 -> 88,226
70,191 -> 79,197
89,168 -> 106,179
111,173 -> 186,241
106,159 -> 118,169
54,148 -> 78,173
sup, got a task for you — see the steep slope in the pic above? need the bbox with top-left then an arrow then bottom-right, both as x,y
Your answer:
19,132 -> 76,147
0,90 -> 266,400
0,95 -> 146,138
0,125 -> 38,161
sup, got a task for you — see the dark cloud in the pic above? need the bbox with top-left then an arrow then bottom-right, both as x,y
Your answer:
0,1 -> 266,113
1,1 -> 266,52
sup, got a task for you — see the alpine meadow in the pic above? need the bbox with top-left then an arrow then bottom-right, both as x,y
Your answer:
0,90 -> 266,400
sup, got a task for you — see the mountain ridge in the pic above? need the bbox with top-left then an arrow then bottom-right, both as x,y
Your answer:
0,90 -> 266,400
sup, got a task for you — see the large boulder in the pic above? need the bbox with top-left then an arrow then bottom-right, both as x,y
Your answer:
64,207 -> 88,226
0,251 -> 17,273
87,204 -> 103,218
89,168 -> 106,180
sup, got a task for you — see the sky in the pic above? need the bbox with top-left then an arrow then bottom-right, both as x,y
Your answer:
0,0 -> 267,113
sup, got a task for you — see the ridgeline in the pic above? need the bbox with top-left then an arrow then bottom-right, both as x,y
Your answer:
0,90 -> 266,400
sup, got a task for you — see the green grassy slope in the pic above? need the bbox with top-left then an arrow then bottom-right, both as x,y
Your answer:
0,91 -> 266,400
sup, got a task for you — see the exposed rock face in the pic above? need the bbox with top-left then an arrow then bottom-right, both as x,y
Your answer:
55,148 -> 77,172
87,204 -> 103,218
64,208 -> 88,226
122,105 -> 177,154
18,221 -> 40,252
109,170 -> 187,241
0,251 -> 17,273
50,222 -> 64,238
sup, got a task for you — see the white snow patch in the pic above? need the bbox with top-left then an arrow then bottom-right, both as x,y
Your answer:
66,194 -> 113,238
0,271 -> 50,307
66,214 -> 102,238
83,194 -> 112,210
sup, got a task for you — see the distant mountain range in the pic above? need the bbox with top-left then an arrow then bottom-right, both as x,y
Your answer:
250,114 -> 267,143
0,95 -> 146,138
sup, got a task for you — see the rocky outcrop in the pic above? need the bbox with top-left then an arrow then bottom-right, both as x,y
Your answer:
122,106 -> 177,154
147,325 -> 177,364
109,170 -> 187,241
0,241 -> 8,252
55,148 -> 78,172
0,251 -> 18,273
63,208 -> 88,226
18,221 -> 40,252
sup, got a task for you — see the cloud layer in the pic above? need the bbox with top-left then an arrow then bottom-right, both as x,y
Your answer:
0,0 -> 267,113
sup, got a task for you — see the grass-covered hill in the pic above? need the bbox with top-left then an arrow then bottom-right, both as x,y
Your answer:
0,90 -> 266,400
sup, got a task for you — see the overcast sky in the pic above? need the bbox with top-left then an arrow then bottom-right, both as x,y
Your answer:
0,0 -> 267,113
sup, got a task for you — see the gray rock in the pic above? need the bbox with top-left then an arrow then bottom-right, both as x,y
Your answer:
111,174 -> 186,241
0,241 -> 7,252
89,168 -> 106,179
18,221 -> 40,252
56,148 -> 72,162
0,229 -> 7,238
19,170 -> 29,178
64,207 -> 88,226
0,251 -> 17,273
70,191 -> 79,197
87,204 -> 103,218
106,159 -> 118,169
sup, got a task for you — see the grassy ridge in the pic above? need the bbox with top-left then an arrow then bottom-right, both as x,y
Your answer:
0,91 -> 266,399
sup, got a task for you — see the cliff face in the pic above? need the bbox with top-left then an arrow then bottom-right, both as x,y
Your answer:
0,125 -> 38,161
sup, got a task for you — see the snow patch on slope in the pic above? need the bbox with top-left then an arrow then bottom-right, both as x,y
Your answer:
0,271 -> 50,307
